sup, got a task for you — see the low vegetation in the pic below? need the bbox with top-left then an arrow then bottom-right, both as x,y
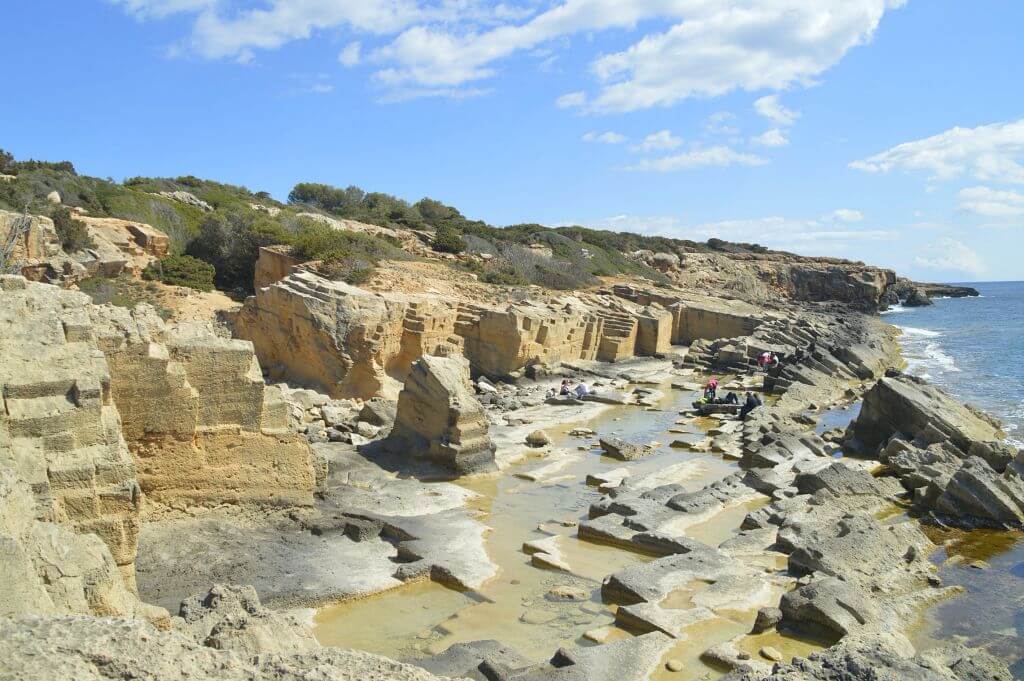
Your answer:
78,275 -> 172,319
50,207 -> 94,253
142,254 -> 216,292
0,147 -> 780,295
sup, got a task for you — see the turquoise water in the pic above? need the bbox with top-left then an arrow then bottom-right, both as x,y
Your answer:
883,282 -> 1024,448
885,282 -> 1024,676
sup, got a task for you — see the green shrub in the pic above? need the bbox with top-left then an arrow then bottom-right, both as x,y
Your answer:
186,210 -> 295,291
431,224 -> 466,254
78,275 -> 172,319
51,207 -> 94,252
312,250 -> 376,285
143,254 -> 215,292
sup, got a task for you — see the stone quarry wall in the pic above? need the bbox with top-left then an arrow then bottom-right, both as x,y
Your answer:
0,276 -> 318,595
235,272 -> 751,399
253,245 -> 303,289
0,276 -> 142,588
89,304 -> 316,508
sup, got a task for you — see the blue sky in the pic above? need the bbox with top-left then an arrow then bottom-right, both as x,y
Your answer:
2,1 -> 1023,281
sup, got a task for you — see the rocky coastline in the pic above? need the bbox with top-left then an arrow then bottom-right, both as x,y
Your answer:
0,209 -> 1019,680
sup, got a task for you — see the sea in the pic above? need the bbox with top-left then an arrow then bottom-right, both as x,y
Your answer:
883,281 -> 1024,449
884,281 -> 1024,675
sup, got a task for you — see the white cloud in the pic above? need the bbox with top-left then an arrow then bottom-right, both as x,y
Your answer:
851,119 -> 1024,184
555,91 -> 586,109
587,213 -> 894,254
632,130 -> 683,152
754,95 -> 799,127
339,42 -> 362,67
625,146 -> 767,172
582,131 -> 626,144
309,83 -> 334,94
914,237 -> 987,277
825,208 -> 865,222
118,0 -> 904,108
957,186 -> 1024,218
751,128 -> 788,148
704,111 -> 739,136
110,0 -> 215,19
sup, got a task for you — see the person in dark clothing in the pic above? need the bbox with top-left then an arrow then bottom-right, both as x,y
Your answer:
725,391 -> 739,405
739,391 -> 762,420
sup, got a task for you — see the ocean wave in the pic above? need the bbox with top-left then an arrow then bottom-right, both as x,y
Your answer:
903,341 -> 960,376
899,326 -> 941,338
881,304 -> 910,315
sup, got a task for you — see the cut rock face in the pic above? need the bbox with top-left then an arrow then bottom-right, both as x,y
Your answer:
0,275 -> 142,585
89,304 -> 318,509
387,355 -> 496,475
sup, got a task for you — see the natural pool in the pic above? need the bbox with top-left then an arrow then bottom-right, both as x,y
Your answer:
313,376 -> 827,678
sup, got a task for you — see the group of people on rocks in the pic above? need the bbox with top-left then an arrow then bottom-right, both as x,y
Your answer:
546,378 -> 591,400
701,377 -> 762,420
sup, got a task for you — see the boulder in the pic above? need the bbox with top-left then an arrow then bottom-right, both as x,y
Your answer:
358,397 -> 397,427
178,584 -> 317,655
847,375 -> 1002,455
387,355 -> 496,475
598,436 -> 652,461
525,430 -> 551,447
780,577 -> 879,639
930,453 -> 1024,527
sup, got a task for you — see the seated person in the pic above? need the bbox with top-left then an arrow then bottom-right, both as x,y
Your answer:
573,381 -> 591,398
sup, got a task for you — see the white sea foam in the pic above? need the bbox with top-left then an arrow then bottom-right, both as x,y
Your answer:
900,326 -> 941,338
881,304 -> 909,315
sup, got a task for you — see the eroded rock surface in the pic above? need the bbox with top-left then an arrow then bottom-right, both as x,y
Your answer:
387,355 -> 496,475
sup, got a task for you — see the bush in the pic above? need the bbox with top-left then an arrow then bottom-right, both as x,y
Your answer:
186,210 -> 295,291
51,207 -> 94,252
432,224 -> 466,254
313,250 -> 376,285
143,254 -> 216,292
78,275 -> 172,319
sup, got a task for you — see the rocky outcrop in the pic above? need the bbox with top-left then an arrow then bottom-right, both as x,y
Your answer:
235,271 -> 767,399
0,615 -> 456,681
0,208 -> 170,285
89,303 -> 318,508
0,276 -> 142,585
159,190 -> 213,211
723,636 -> 1011,681
845,375 -> 1023,527
386,355 -> 496,475
0,466 -> 158,619
846,375 -> 1003,454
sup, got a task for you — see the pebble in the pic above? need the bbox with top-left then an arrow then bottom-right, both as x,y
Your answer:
665,659 -> 684,672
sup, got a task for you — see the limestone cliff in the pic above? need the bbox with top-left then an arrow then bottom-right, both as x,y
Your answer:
235,271 -> 767,399
0,208 -> 170,285
0,275 -> 142,586
88,304 -> 318,509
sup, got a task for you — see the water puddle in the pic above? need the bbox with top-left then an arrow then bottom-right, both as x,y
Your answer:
912,527 -> 1024,676
313,372 -> 802,672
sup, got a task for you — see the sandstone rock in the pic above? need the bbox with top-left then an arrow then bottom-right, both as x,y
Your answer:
0,467 -> 154,620
525,430 -> 551,447
847,375 -> 1002,455
930,453 -> 1024,527
386,355 -> 496,475
178,584 -> 317,654
0,616 -> 455,681
599,436 -> 651,461
89,304 -> 317,508
46,190 -> 61,204
904,287 -> 933,307
780,577 -> 879,639
722,636 -> 1012,680
159,190 -> 213,211
751,606 -> 783,634
0,277 -> 141,583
